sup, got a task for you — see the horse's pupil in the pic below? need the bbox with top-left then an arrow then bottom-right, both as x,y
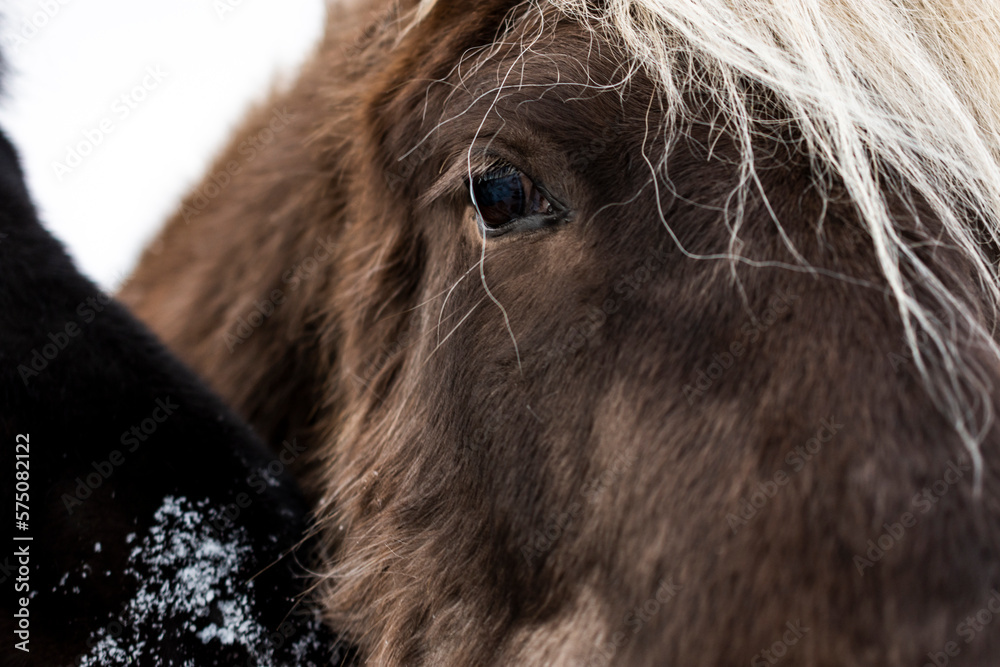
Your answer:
473,167 -> 526,229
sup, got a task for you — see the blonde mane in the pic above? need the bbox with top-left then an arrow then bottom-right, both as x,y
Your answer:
411,0 -> 1000,488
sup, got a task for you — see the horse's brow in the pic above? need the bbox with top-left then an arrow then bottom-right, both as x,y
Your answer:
418,152 -> 496,210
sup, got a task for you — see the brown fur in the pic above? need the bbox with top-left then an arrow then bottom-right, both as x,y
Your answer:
122,1 -> 1000,664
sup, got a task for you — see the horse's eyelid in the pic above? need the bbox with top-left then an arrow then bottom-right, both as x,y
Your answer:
415,156 -> 499,210
533,181 -> 566,213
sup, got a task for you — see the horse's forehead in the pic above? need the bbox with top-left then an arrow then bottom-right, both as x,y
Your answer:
385,0 -> 654,108
369,2 -> 663,198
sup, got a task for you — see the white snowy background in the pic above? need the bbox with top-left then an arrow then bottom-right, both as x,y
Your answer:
0,0 -> 327,290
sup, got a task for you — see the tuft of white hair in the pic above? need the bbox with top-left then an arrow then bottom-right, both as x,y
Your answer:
415,0 -> 1000,489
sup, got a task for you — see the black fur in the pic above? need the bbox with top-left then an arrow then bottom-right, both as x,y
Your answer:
0,128 -> 349,665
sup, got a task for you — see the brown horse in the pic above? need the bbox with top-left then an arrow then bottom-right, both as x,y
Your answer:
121,0 -> 1000,664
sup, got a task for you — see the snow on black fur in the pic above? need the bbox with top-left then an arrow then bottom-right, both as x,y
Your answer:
0,126 -> 349,665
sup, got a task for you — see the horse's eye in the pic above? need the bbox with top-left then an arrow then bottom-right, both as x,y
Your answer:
470,164 -> 561,237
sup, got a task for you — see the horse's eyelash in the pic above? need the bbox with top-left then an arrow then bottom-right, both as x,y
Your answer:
465,158 -> 514,183
478,162 -> 517,182
419,156 -> 521,210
